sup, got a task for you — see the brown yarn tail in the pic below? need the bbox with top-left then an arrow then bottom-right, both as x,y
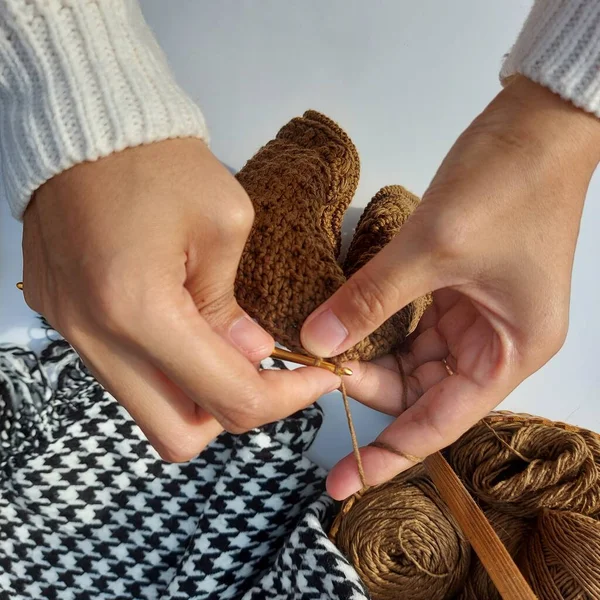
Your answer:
340,381 -> 367,489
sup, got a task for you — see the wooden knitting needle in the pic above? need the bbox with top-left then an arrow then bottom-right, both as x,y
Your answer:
270,347 -> 353,377
424,452 -> 537,600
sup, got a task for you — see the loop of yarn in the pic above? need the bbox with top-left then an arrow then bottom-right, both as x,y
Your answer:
331,414 -> 600,599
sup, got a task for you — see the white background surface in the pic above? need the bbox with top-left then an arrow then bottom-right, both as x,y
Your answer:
1,1 -> 598,470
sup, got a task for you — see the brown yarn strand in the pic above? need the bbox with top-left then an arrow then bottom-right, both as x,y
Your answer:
369,440 -> 423,466
339,380 -> 367,489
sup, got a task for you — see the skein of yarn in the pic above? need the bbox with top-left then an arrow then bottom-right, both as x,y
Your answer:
331,413 -> 600,600
521,510 -> 600,599
449,413 -> 600,518
459,509 -> 532,600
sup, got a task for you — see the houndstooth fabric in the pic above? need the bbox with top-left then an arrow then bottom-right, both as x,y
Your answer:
0,341 -> 368,600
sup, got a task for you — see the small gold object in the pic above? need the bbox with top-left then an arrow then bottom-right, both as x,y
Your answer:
270,347 -> 352,377
442,357 -> 455,376
16,282 -> 24,291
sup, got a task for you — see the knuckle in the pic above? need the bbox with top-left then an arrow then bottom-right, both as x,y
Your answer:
216,198 -> 255,241
155,442 -> 200,464
229,200 -> 255,233
427,216 -> 470,265
221,392 -> 264,434
519,302 -> 569,367
544,316 -> 569,356
534,320 -> 568,359
344,270 -> 392,331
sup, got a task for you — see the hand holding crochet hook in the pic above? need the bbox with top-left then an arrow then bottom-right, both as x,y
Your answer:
301,76 -> 600,499
21,139 -> 341,462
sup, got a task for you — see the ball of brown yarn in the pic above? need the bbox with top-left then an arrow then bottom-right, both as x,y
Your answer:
329,468 -> 471,600
520,509 -> 600,599
448,414 -> 600,518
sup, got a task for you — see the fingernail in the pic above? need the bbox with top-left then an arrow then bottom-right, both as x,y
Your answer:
229,316 -> 273,356
302,309 -> 348,357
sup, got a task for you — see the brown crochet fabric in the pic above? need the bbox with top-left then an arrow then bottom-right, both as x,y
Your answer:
235,111 -> 427,362
344,186 -> 432,344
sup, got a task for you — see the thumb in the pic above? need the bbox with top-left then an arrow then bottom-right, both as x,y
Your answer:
186,270 -> 274,364
301,231 -> 434,358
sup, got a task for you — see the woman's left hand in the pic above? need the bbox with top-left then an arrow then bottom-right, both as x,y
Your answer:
301,76 -> 600,499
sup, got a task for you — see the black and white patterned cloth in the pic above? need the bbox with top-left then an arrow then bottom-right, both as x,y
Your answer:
0,340 -> 368,600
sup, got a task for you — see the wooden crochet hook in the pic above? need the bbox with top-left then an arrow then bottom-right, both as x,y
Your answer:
270,347 -> 353,377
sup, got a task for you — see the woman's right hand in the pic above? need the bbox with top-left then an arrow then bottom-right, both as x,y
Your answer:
22,138 -> 341,461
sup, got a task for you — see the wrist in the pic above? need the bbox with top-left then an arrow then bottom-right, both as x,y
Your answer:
1,0 -> 208,220
479,76 -> 600,180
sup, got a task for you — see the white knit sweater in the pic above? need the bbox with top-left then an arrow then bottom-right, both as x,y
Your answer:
1,1 -> 599,220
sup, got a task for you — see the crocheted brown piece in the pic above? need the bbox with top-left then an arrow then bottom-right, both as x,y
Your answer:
344,186 -> 432,350
235,110 -> 427,362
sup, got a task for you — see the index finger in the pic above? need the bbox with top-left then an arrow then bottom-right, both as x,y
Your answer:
326,374 -> 512,499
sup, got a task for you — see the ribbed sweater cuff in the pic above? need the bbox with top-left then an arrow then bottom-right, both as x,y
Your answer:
0,0 -> 209,219
501,0 -> 600,119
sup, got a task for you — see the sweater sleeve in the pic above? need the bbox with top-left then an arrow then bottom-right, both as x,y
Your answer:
501,0 -> 600,118
0,0 -> 209,219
